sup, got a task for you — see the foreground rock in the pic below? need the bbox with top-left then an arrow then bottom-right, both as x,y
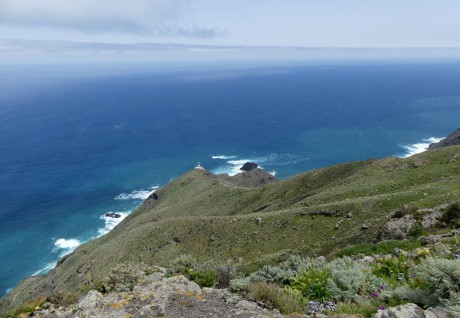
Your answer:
31,270 -> 284,318
374,303 -> 450,318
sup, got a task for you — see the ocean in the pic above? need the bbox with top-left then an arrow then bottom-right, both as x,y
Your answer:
1,61 -> 459,296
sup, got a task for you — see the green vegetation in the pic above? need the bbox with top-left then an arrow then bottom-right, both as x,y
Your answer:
231,245 -> 460,316
3,296 -> 47,318
335,240 -> 422,258
1,145 -> 460,314
371,256 -> 413,286
443,202 -> 460,228
289,269 -> 332,302
185,269 -> 217,287
408,224 -> 424,238
103,263 -> 147,292
248,282 -> 305,315
168,254 -> 235,288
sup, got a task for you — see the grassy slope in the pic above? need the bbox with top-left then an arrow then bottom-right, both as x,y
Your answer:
1,146 -> 460,312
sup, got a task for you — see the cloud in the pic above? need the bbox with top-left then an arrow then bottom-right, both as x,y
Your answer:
0,0 -> 222,38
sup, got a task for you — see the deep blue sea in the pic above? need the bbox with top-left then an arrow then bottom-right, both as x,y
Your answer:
1,61 -> 460,296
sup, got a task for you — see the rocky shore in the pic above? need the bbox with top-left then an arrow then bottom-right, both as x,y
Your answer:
429,128 -> 460,149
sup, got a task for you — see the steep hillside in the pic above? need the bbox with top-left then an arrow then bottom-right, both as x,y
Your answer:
1,146 -> 460,313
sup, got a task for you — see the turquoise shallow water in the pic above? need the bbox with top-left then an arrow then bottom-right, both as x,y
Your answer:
0,62 -> 459,295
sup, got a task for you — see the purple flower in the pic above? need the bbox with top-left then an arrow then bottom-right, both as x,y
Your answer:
379,306 -> 385,311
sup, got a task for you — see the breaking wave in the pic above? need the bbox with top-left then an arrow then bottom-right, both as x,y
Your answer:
211,155 -> 237,160
32,186 -> 156,278
32,238 -> 82,276
97,212 -> 128,236
115,186 -> 158,200
211,153 -> 309,176
398,137 -> 444,158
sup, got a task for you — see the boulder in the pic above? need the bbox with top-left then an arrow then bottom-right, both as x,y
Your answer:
420,209 -> 443,229
149,192 -> 159,200
378,215 -> 417,240
76,290 -> 113,318
240,162 -> 258,171
374,303 -> 447,318
105,212 -> 122,218
392,248 -> 409,258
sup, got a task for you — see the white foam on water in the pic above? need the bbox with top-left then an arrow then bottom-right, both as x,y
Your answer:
115,186 -> 158,200
29,184 -> 158,279
211,155 -> 237,159
226,159 -> 264,176
211,155 -> 271,175
54,238 -> 81,250
399,137 -> 444,158
211,153 -> 308,176
32,211 -> 129,277
31,262 -> 57,276
97,212 -> 128,236
29,238 -> 83,277
269,170 -> 277,176
227,159 -> 257,166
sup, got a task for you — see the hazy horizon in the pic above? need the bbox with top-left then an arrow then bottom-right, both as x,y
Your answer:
1,0 -> 460,63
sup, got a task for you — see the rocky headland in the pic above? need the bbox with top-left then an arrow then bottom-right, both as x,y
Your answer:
2,132 -> 460,318
429,128 -> 460,149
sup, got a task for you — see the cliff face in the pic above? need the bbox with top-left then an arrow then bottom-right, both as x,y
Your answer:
429,128 -> 460,149
2,146 -> 460,313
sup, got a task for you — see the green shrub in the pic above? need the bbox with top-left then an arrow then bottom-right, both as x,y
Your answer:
443,203 -> 460,228
408,224 -> 423,238
248,255 -> 321,285
48,291 -> 79,307
326,257 -> 385,302
170,254 -> 197,273
392,257 -> 460,315
248,282 -> 305,315
4,296 -> 47,318
216,260 -> 236,288
335,240 -> 421,258
229,278 -> 249,292
248,265 -> 295,285
289,268 -> 332,302
414,257 -> 460,309
186,269 -> 217,287
448,236 -> 460,257
104,263 -> 147,292
371,256 -> 414,286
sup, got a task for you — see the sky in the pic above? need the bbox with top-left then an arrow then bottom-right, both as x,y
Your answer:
1,0 -> 460,63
